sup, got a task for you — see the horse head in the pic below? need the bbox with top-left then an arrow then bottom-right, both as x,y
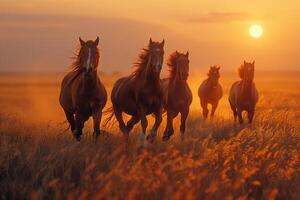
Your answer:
174,51 -> 190,81
208,65 -> 221,88
242,60 -> 255,83
146,38 -> 165,74
78,37 -> 100,76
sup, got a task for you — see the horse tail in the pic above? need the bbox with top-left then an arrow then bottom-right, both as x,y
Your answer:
103,106 -> 116,128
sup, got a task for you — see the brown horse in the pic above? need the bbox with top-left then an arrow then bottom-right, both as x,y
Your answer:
229,61 -> 259,124
106,38 -> 164,145
198,66 -> 223,119
59,37 -> 107,141
161,51 -> 192,141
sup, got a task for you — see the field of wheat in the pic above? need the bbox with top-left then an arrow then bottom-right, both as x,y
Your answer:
0,71 -> 299,200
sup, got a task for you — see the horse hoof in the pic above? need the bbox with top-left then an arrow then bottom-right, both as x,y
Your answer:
146,134 -> 156,143
162,135 -> 170,141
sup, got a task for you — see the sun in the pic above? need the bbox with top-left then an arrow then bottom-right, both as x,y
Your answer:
249,24 -> 263,38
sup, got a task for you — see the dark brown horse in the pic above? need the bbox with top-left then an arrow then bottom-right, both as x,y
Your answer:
161,51 -> 192,141
198,66 -> 223,119
106,38 -> 164,145
229,61 -> 259,124
59,37 -> 107,141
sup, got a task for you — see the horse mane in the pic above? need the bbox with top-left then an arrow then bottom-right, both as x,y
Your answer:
69,45 -> 100,72
238,64 -> 246,79
167,51 -> 180,78
130,47 -> 151,78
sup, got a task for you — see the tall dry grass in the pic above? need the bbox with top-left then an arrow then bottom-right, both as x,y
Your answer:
0,71 -> 299,199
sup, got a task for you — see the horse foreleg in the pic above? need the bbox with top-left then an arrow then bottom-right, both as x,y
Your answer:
229,101 -> 237,122
237,107 -> 244,124
163,110 -> 177,141
147,109 -> 162,142
201,100 -> 209,120
210,102 -> 218,118
248,107 -> 255,124
74,113 -> 84,141
64,110 -> 75,132
138,106 -> 148,147
126,115 -> 140,133
114,106 -> 128,137
92,108 -> 102,142
180,108 -> 189,140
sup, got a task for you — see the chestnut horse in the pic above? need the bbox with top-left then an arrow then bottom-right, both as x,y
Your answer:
198,66 -> 223,119
59,37 -> 107,141
161,51 -> 192,141
229,61 -> 259,124
106,38 -> 164,145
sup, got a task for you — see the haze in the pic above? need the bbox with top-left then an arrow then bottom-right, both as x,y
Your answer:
0,0 -> 299,73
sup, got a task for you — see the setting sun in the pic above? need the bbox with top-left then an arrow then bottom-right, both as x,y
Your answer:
249,24 -> 264,38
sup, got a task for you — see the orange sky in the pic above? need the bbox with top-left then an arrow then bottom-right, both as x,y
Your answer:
0,0 -> 299,72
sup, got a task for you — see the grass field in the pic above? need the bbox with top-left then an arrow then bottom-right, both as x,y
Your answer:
0,71 -> 299,199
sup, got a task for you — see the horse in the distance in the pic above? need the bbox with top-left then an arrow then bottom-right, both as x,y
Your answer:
198,66 -> 223,119
59,37 -> 107,141
229,61 -> 259,124
105,38 -> 164,145
161,51 -> 192,141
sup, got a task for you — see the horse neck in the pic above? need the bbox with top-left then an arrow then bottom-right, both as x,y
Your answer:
82,71 -> 98,92
241,80 -> 253,98
206,77 -> 217,89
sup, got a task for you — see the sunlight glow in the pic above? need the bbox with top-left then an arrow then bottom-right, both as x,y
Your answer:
249,24 -> 263,38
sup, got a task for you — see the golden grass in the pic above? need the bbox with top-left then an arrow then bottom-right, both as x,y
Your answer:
0,71 -> 299,199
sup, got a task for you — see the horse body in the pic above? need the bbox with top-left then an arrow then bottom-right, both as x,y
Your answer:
59,37 -> 107,141
229,61 -> 258,124
108,38 -> 164,144
161,51 -> 192,141
198,66 -> 223,119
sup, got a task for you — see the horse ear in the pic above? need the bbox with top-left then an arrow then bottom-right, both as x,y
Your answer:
149,38 -> 153,45
161,39 -> 165,47
217,66 -> 221,70
186,51 -> 189,57
79,37 -> 85,46
252,60 -> 255,65
94,36 -> 99,46
244,60 -> 247,65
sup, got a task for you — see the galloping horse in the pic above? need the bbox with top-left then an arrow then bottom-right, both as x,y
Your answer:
59,37 -> 107,141
161,51 -> 192,141
198,66 -> 223,119
106,38 -> 164,144
229,61 -> 259,124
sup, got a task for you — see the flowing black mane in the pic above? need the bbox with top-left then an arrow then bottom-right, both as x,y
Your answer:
130,47 -> 151,78
167,52 -> 180,79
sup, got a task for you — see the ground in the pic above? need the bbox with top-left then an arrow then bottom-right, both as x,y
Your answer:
0,71 -> 299,199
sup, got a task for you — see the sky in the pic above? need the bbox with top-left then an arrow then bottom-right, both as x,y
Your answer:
0,0 -> 299,72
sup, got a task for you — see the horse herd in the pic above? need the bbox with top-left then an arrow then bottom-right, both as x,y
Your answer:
59,37 -> 259,143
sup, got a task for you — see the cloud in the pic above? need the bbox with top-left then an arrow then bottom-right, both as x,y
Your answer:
185,12 -> 250,23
